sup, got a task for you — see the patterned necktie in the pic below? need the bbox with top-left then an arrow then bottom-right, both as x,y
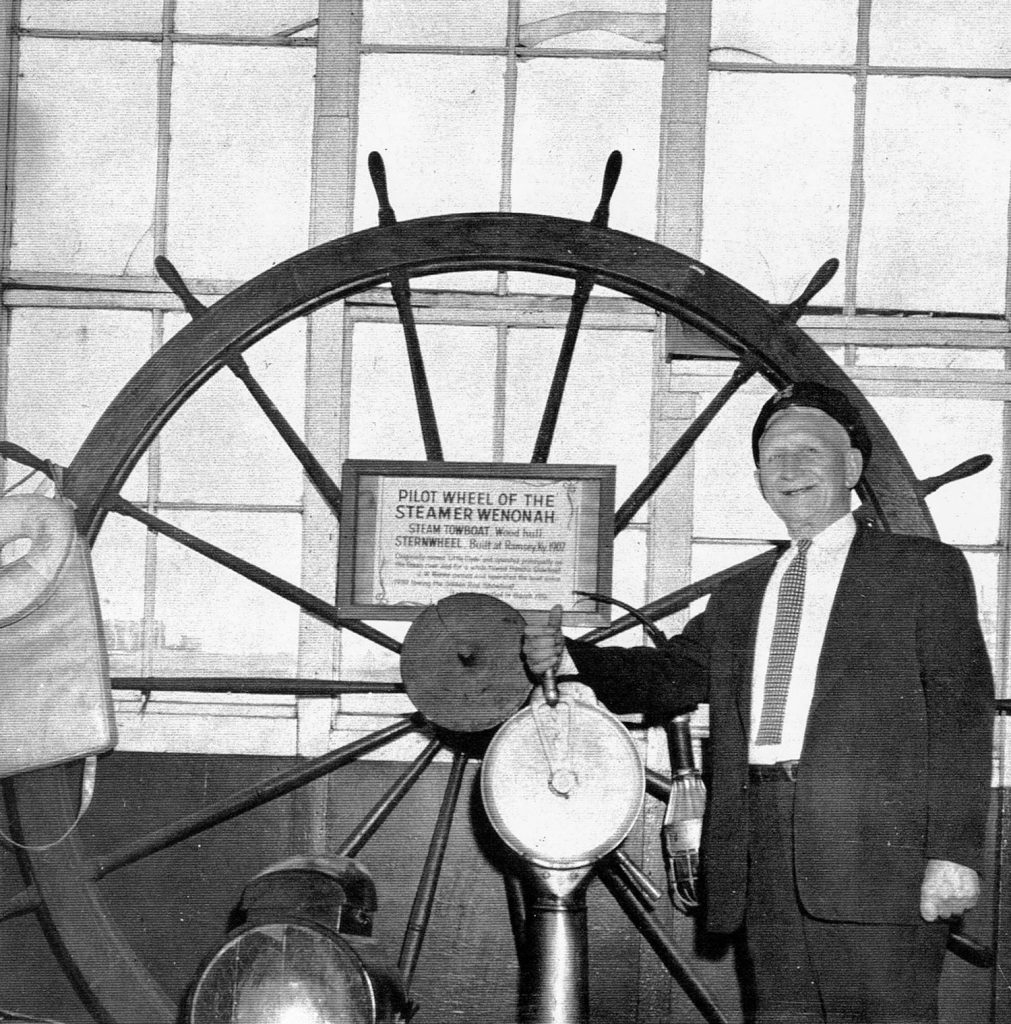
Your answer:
755,538 -> 812,746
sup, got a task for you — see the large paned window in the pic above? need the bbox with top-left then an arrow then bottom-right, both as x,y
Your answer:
0,2 -> 1007,784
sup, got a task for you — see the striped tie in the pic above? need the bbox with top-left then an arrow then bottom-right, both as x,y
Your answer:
755,538 -> 812,746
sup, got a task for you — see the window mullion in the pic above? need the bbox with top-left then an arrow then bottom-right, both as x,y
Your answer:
152,0 -> 176,260
652,0 -> 712,610
298,0 -> 363,767
140,310 -> 165,682
842,0 -> 871,317
0,0 -> 16,494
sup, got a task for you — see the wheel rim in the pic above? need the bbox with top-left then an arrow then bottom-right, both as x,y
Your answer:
3,212 -> 934,1024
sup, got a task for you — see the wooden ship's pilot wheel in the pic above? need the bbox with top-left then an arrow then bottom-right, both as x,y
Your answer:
0,153 -> 993,1024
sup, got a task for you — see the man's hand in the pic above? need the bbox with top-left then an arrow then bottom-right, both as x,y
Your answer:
919,858 -> 980,921
522,603 -> 565,677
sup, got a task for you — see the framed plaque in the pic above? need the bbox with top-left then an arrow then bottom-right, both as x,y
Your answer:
336,460 -> 615,626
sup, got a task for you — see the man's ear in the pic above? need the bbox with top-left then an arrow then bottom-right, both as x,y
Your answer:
754,467 -> 765,499
845,448 -> 863,489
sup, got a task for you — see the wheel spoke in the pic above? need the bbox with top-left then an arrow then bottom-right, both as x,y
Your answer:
398,749 -> 468,991
532,151 -> 623,464
87,715 -> 424,882
0,440 -> 57,478
530,275 -> 595,464
775,257 -> 839,325
390,276 -> 444,460
645,767 -> 672,801
947,929 -> 994,969
154,254 -> 208,320
579,548 -> 777,644
368,152 -> 443,460
106,494 -> 401,653
614,361 -> 756,533
608,847 -> 662,906
0,884 -> 41,922
110,676 -> 404,696
336,737 -> 442,858
226,353 -> 343,519
598,863 -> 731,1024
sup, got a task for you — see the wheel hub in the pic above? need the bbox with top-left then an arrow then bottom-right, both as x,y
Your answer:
399,592 -> 532,732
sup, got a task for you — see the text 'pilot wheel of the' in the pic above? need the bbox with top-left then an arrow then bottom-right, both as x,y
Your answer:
0,151 -> 995,1024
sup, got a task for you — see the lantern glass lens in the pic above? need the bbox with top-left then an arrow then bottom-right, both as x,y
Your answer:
189,922 -> 374,1024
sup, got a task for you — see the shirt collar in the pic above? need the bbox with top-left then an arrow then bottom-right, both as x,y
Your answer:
800,512 -> 856,555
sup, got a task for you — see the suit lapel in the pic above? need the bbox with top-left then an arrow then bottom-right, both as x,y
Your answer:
733,553 -> 780,734
808,523 -> 872,718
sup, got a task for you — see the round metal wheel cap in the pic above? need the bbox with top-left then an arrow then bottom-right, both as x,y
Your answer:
399,592 -> 532,732
481,698 -> 644,869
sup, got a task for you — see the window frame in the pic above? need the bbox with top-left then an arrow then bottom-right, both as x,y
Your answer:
0,0 -> 1005,778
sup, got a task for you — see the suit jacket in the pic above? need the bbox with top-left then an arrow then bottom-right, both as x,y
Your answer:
569,520 -> 994,933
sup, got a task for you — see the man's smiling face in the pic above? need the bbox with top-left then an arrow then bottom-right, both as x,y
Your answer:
755,406 -> 863,539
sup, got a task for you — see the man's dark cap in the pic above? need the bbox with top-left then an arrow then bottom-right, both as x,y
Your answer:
752,382 -> 872,465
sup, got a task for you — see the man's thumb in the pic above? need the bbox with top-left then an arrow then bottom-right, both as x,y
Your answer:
920,893 -> 938,921
548,603 -> 563,628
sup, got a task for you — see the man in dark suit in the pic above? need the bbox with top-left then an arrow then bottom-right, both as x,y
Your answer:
524,383 -> 994,1023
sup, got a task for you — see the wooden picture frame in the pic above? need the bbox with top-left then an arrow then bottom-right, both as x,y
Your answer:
336,460 -> 615,625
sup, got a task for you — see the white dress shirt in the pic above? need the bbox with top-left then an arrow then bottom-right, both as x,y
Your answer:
749,513 -> 857,764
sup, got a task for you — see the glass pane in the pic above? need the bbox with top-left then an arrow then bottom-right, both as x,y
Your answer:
692,383 -> 789,541
11,39 -> 159,275
338,621 -> 409,691
355,55 -> 504,292
873,396 -> 1002,546
502,329 -> 653,505
401,273 -> 499,294
604,527 -> 649,648
854,346 -> 1004,370
363,0 -> 507,46
167,45 -> 314,281
870,0 -> 1011,69
356,56 -> 505,219
858,77 -> 1011,314
702,72 -> 852,305
692,540 -> 777,581
176,0 -> 318,35
151,511 -> 301,676
687,540 -> 776,622
611,527 -> 646,604
6,308 -> 153,466
336,690 -> 415,717
512,58 -> 661,239
711,0 -> 858,65
964,551 -> 999,668
508,55 -> 662,295
519,0 -> 665,52
21,0 -> 162,31
156,321 -> 307,504
92,514 -> 148,677
347,323 -> 498,461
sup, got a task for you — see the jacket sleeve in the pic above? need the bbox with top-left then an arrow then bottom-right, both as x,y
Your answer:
564,611 -> 712,723
916,544 -> 995,872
